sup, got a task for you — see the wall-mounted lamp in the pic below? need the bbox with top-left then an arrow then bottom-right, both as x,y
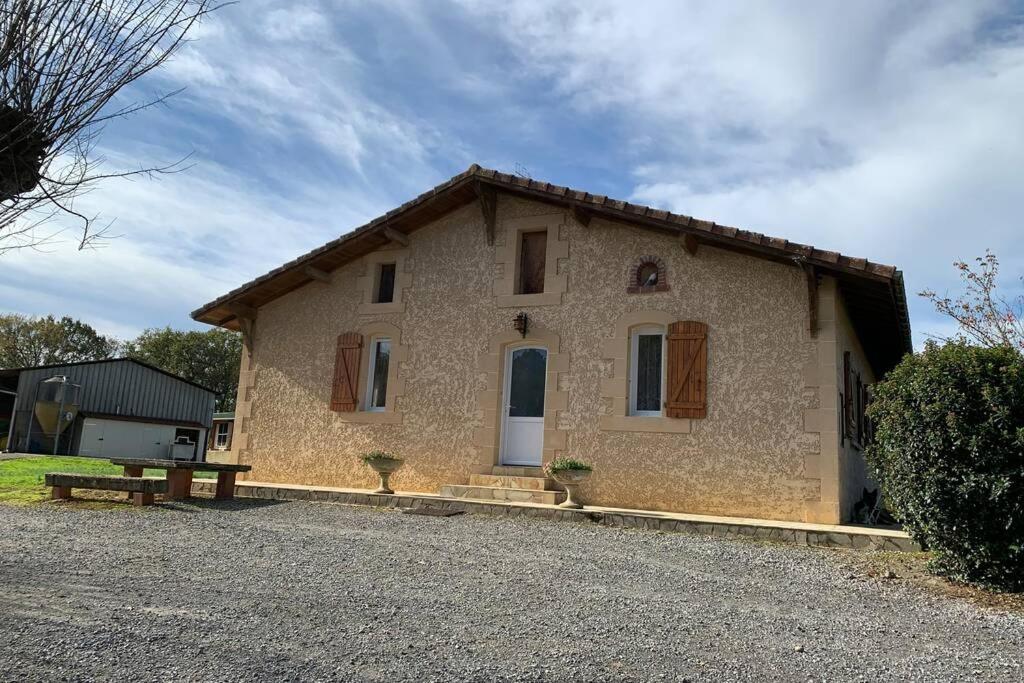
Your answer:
513,311 -> 529,338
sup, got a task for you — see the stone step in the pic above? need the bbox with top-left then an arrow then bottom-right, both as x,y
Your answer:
439,484 -> 566,505
491,465 -> 545,478
469,474 -> 555,491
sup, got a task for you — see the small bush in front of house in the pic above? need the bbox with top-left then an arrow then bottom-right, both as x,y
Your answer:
544,458 -> 592,476
866,341 -> 1024,590
360,450 -> 401,464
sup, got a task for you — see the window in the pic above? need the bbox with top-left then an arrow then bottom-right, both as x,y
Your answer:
637,263 -> 659,287
629,325 -> 665,416
365,337 -> 391,411
215,422 -> 230,449
627,256 -> 669,293
376,263 -> 396,303
517,231 -> 547,294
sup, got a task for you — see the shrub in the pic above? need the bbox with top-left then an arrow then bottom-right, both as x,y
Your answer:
866,341 -> 1024,590
544,458 -> 592,476
360,451 -> 401,464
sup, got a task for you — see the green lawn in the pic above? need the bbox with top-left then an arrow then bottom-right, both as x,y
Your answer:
0,456 -> 214,505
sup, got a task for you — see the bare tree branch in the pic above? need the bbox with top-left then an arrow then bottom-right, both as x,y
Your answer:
921,250 -> 1024,352
0,0 -> 227,254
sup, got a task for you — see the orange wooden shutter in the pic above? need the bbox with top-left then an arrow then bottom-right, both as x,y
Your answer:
330,333 -> 362,412
666,321 -> 708,419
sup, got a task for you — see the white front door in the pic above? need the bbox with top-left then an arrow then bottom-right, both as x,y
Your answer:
500,346 -> 547,466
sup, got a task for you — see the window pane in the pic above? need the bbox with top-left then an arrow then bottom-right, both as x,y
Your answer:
215,423 -> 228,447
636,334 -> 662,412
508,348 -> 547,417
518,231 -> 547,294
371,340 -> 390,408
377,263 -> 396,303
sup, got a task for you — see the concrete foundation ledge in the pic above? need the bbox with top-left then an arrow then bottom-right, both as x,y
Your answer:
190,480 -> 920,553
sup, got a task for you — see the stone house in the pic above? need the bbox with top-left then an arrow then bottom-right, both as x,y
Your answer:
192,165 -> 911,524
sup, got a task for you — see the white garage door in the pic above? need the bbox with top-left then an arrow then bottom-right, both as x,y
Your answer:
78,419 -> 174,459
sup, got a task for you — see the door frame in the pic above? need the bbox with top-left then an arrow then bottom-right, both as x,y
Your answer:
499,343 -> 548,466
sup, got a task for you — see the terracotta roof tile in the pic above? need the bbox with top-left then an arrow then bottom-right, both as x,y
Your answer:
812,249 -> 840,263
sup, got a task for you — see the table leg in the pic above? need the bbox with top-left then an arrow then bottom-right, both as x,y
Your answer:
215,471 -> 236,500
132,492 -> 154,506
123,465 -> 143,499
165,470 -> 189,501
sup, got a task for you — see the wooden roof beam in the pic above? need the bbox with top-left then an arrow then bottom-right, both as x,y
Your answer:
226,302 -> 257,321
572,204 -> 593,227
382,226 -> 410,247
681,232 -> 699,256
801,263 -> 819,339
474,180 -> 497,246
304,265 -> 332,283
226,303 -> 257,354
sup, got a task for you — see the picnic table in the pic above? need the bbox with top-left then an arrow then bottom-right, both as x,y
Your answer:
109,458 -> 252,501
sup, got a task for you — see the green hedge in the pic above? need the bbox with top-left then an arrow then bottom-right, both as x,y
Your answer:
866,342 -> 1024,590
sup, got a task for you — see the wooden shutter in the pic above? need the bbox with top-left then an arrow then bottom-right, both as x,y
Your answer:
330,333 -> 362,412
666,321 -> 707,419
843,351 -> 854,440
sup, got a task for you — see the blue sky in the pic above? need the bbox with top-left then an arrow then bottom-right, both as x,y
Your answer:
2,0 -> 1023,344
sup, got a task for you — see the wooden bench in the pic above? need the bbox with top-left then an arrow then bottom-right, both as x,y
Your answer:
109,458 -> 252,501
45,473 -> 168,506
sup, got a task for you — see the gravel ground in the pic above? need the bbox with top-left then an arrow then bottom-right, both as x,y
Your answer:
1,499 -> 1022,682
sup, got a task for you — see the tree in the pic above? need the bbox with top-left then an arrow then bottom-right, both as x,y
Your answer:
124,326 -> 240,411
1,0 -> 220,254
0,313 -> 120,367
921,251 -> 1024,352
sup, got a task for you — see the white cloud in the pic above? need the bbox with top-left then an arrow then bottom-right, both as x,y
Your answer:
2,0 -> 1021,350
457,0 -> 1024,343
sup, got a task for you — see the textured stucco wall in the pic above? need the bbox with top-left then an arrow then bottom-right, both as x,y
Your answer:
232,194 -> 855,522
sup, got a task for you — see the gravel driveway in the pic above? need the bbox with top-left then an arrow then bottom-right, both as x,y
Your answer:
1,499 -> 1021,682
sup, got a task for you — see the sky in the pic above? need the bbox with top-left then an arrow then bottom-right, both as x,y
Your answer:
2,0 -> 1022,344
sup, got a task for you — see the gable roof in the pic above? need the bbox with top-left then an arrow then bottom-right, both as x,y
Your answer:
0,357 -> 216,394
192,164 -> 912,374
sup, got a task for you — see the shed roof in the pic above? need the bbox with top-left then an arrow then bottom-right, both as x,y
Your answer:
192,164 -> 912,374
0,357 -> 215,394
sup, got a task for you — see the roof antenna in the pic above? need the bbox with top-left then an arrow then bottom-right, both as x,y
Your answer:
513,163 -> 531,179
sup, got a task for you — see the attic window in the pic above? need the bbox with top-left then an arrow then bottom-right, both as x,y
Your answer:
376,263 -> 396,303
517,230 -> 547,295
627,256 -> 669,294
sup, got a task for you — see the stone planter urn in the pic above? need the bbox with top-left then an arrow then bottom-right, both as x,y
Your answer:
363,457 -> 403,494
549,468 -> 592,509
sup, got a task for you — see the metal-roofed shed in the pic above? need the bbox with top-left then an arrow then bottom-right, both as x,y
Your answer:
1,358 -> 216,461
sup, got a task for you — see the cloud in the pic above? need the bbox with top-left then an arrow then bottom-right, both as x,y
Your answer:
2,0 -> 1021,350
456,0 -> 1024,344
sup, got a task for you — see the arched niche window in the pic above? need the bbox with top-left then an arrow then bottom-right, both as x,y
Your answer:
627,256 -> 669,293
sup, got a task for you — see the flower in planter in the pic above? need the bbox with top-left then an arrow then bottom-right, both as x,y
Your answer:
544,458 -> 593,509
543,457 -> 592,478
359,451 -> 404,494
359,450 -> 402,464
